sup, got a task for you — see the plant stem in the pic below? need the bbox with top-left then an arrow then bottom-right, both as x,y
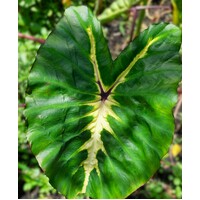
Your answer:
174,94 -> 182,119
134,0 -> 148,37
135,5 -> 170,10
18,103 -> 26,108
94,0 -> 103,16
129,8 -> 138,43
131,3 -> 171,36
171,0 -> 179,25
18,32 -> 45,44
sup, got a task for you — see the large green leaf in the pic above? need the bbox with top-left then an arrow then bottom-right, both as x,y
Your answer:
25,6 -> 182,199
98,0 -> 140,23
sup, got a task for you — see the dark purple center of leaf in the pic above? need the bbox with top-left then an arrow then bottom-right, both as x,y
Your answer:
97,81 -> 112,101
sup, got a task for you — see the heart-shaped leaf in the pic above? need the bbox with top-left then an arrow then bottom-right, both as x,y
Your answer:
25,6 -> 182,199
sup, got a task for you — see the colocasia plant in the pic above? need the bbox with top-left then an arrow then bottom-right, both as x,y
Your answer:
25,6 -> 182,199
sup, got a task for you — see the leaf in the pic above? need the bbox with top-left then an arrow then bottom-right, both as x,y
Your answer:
25,6 -> 182,199
62,0 -> 71,7
171,144 -> 181,157
98,0 -> 140,23
171,0 -> 182,26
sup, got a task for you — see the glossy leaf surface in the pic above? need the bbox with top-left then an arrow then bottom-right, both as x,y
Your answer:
25,6 -> 182,199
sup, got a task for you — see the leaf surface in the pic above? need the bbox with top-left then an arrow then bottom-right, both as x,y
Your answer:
25,6 -> 182,198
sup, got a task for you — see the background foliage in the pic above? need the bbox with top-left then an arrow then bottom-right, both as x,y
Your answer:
18,0 -> 182,198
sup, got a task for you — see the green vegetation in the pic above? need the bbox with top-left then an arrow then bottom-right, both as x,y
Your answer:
18,0 -> 182,198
